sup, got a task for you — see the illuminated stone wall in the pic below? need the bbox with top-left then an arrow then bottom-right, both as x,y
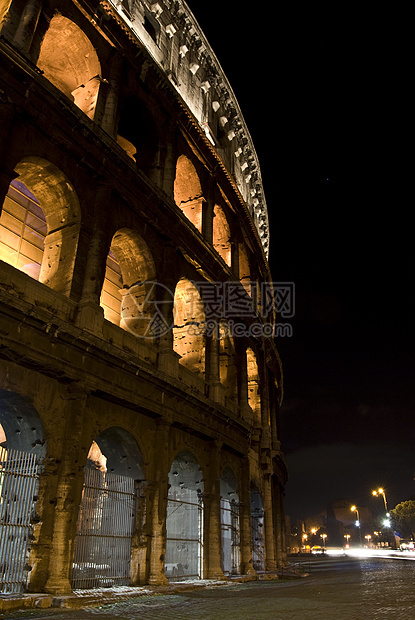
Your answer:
0,0 -> 287,595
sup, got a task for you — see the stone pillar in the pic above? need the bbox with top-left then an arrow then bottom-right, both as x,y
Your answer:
0,96 -> 16,215
238,345 -> 252,423
44,383 -> 90,595
206,327 -> 225,404
157,247 -> 180,377
202,175 -> 215,244
101,52 -> 122,138
263,474 -> 276,571
203,441 -> 226,580
273,478 -> 286,566
75,184 -> 110,332
12,0 -> 43,54
148,420 -> 170,585
239,458 -> 256,575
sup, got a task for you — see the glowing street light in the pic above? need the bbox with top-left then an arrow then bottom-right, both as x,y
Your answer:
351,505 -> 362,545
320,533 -> 327,550
372,487 -> 390,517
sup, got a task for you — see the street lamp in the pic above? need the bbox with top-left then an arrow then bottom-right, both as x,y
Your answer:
351,505 -> 362,545
365,534 -> 372,547
372,488 -> 390,517
320,534 -> 327,550
344,533 -> 351,548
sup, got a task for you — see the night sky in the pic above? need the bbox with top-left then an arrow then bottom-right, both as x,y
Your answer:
185,3 -> 413,521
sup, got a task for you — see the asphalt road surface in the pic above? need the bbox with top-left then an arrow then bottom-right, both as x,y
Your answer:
5,555 -> 415,619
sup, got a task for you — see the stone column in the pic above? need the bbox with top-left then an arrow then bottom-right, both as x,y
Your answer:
44,383 -> 90,595
148,420 -> 170,585
202,175 -> 215,244
203,441 -> 226,580
206,326 -> 225,404
12,0 -> 43,54
101,52 -> 122,138
157,247 -> 180,377
273,478 -> 286,566
0,96 -> 16,215
239,458 -> 256,575
75,183 -> 110,332
238,345 -> 252,423
263,474 -> 276,571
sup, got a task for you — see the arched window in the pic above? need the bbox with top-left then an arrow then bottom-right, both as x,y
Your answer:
173,278 -> 205,374
174,155 -> 204,232
165,451 -> 204,580
72,427 -> 145,590
213,205 -> 231,266
100,229 -> 157,340
116,97 -> 159,178
37,15 -> 101,119
220,467 -> 240,575
0,158 -> 81,295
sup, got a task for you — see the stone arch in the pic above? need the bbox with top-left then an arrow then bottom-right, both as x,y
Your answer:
100,228 -> 159,340
72,426 -> 146,589
218,322 -> 237,401
174,155 -> 204,232
165,450 -> 204,580
0,389 -> 46,457
37,14 -> 102,119
213,204 -> 231,266
250,483 -> 265,571
246,347 -> 261,425
116,96 -> 160,178
220,466 -> 240,575
173,278 -> 205,375
0,157 -> 81,296
0,390 -> 45,593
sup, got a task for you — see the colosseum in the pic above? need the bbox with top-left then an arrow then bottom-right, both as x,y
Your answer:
0,0 -> 287,596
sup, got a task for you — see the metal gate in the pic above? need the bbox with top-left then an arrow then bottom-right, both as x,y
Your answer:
221,498 -> 240,575
0,446 -> 40,593
71,468 -> 139,590
165,488 -> 203,580
251,508 -> 265,571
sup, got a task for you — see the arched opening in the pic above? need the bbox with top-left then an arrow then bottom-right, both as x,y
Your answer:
100,229 -> 158,340
218,322 -> 237,401
238,243 -> 252,296
174,155 -> 204,233
72,427 -> 145,590
0,390 -> 45,593
173,278 -> 205,375
213,205 -> 231,266
0,158 -> 81,295
165,450 -> 204,581
37,15 -> 102,119
251,485 -> 265,571
247,347 -> 261,425
220,467 -> 240,575
116,96 -> 159,177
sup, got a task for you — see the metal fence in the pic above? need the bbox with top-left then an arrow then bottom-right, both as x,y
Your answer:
220,498 -> 240,575
71,468 -> 139,590
0,446 -> 40,593
251,508 -> 265,571
165,488 -> 203,580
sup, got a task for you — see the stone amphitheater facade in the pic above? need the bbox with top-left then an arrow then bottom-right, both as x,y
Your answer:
0,0 -> 288,595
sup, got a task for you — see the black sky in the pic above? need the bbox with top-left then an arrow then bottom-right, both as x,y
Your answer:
185,2 -> 414,520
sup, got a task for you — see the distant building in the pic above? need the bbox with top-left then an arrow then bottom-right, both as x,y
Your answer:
0,0 -> 287,595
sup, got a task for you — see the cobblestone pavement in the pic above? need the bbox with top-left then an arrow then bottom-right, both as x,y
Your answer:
5,555 -> 415,620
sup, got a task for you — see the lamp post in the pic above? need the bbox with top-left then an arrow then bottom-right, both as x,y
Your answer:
351,505 -> 362,545
320,533 -> 327,551
372,487 -> 390,517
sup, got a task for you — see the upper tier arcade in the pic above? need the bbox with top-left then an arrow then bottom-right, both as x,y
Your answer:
104,0 -> 270,256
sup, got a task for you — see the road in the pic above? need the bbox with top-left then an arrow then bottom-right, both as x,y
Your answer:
4,554 -> 415,619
